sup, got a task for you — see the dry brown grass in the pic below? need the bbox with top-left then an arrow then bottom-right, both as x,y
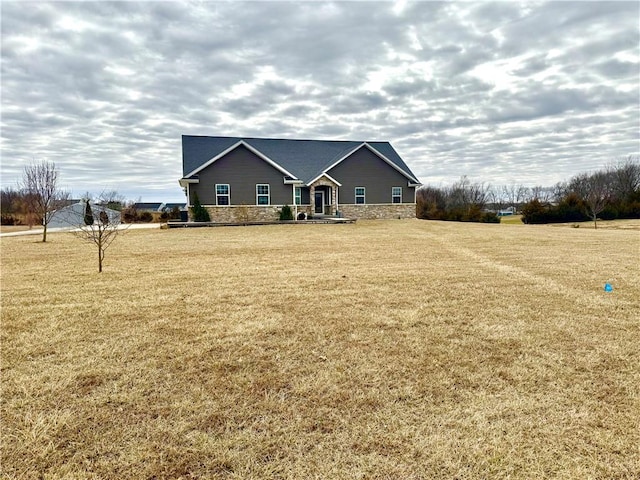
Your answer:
2,219 -> 639,479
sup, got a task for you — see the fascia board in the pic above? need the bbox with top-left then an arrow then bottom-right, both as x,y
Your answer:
284,178 -> 304,184
324,142 -> 420,184
179,178 -> 200,188
183,140 -> 298,180
306,172 -> 343,187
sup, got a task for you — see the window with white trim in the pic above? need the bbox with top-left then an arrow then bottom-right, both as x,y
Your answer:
355,186 -> 366,204
216,184 -> 230,205
295,187 -> 302,205
392,186 -> 402,203
256,184 -> 270,205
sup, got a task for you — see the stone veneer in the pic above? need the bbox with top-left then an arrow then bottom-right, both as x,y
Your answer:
191,203 -> 416,222
338,203 -> 417,220
195,205 -> 281,223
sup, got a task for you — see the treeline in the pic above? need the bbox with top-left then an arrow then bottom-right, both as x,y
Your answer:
416,177 -> 500,222
0,189 -> 177,225
521,158 -> 640,225
416,157 -> 639,226
0,189 -> 123,226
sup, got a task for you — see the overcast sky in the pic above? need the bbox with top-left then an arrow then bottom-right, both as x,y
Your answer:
2,1 -> 639,202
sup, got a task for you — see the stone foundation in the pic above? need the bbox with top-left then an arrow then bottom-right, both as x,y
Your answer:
338,203 -> 416,220
191,203 -> 416,222
195,205 -> 281,223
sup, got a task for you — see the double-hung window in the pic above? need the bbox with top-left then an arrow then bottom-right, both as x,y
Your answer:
256,184 -> 270,205
392,186 -> 402,203
295,187 -> 302,205
216,184 -> 230,205
355,187 -> 366,204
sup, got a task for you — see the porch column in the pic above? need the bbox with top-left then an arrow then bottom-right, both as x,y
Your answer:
310,185 -> 316,214
292,184 -> 298,219
331,187 -> 337,215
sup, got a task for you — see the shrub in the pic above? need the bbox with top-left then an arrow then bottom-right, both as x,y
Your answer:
138,211 -> 153,223
521,199 -> 549,224
190,193 -> 210,222
170,206 -> 181,220
1,214 -> 17,225
279,205 -> 294,221
556,193 -> 588,222
122,207 -> 137,223
481,211 -> 500,223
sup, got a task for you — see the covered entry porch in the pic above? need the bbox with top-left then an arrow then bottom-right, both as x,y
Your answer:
308,174 -> 341,216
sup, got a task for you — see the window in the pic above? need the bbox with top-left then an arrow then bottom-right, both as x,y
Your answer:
256,184 -> 270,205
295,187 -> 302,205
216,184 -> 230,205
355,187 -> 365,204
392,186 -> 402,203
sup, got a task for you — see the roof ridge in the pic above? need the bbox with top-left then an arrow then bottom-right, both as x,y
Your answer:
183,134 -> 384,144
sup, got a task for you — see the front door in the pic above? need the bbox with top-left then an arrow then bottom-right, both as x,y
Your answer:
314,191 -> 325,214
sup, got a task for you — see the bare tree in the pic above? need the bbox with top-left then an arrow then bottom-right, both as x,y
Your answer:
607,156 -> 640,201
99,190 -> 126,211
486,186 -> 505,212
72,196 -> 127,272
20,160 -> 67,242
501,183 -> 529,210
570,172 -> 610,229
528,185 -> 554,203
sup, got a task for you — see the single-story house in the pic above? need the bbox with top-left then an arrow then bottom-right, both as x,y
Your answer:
48,201 -> 121,229
162,202 -> 186,212
132,202 -> 164,213
179,135 -> 422,222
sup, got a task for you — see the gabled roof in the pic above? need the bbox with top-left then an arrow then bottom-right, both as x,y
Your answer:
181,135 -> 420,185
133,202 -> 163,211
163,202 -> 186,210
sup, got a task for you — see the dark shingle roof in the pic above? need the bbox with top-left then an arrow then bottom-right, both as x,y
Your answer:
182,136 -> 420,184
133,202 -> 163,211
163,202 -> 186,210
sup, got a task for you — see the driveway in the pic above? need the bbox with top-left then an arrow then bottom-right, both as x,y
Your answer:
0,223 -> 162,237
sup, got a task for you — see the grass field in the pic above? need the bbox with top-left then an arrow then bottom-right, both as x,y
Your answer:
2,219 -> 639,479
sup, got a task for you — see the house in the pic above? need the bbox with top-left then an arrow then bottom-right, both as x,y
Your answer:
179,136 -> 422,222
162,202 -> 186,212
48,201 -> 121,229
132,202 -> 164,213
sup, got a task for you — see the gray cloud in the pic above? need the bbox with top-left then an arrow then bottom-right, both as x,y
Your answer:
1,1 -> 638,200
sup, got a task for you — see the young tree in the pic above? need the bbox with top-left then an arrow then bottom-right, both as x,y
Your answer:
20,160 -> 66,242
72,195 -> 127,272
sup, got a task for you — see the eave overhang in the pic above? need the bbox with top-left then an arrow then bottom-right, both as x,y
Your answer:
179,177 -> 200,188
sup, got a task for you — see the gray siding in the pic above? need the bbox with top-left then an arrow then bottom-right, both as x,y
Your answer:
190,145 -> 293,205
328,148 -> 415,204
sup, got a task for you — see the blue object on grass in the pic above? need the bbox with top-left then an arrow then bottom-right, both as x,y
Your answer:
604,283 -> 613,292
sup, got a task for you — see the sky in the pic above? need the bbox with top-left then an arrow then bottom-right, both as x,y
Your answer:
1,1 -> 639,202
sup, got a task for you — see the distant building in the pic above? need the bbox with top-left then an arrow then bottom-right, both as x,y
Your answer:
48,201 -> 121,228
132,202 -> 164,212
